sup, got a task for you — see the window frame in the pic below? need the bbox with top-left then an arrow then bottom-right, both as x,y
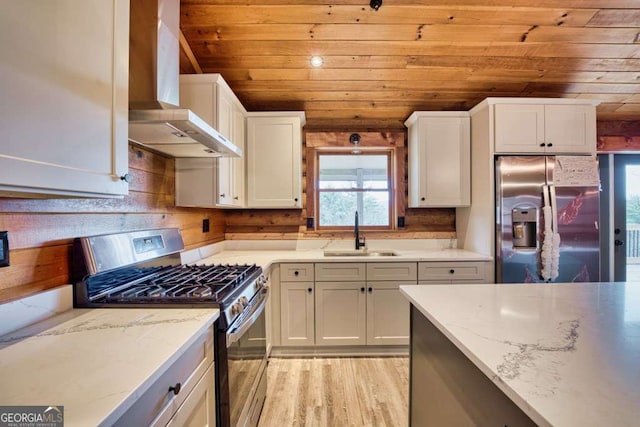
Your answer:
315,149 -> 394,231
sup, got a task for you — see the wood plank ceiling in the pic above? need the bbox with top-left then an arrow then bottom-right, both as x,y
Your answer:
179,0 -> 640,130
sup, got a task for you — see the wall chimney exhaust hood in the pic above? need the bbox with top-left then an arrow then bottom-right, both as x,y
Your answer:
128,0 -> 241,158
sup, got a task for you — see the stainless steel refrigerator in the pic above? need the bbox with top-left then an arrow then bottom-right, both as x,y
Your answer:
495,155 -> 600,283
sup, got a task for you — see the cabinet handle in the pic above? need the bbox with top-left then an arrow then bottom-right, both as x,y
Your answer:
307,287 -> 313,293
449,269 -> 455,274
168,382 -> 181,395
546,143 -> 553,147
294,271 -> 299,276
120,173 -> 132,183
360,287 -> 365,293
368,287 -> 373,293
539,143 -> 545,147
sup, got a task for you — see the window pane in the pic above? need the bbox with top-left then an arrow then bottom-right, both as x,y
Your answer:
318,191 -> 390,227
319,155 -> 388,190
319,191 -> 357,226
362,192 -> 389,226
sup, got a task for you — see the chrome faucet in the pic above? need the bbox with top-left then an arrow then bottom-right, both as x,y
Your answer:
355,211 -> 366,250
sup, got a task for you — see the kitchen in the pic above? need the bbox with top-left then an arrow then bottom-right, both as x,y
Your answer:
1,0 -> 640,426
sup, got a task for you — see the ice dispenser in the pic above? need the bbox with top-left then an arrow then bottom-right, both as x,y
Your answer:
512,208 -> 537,249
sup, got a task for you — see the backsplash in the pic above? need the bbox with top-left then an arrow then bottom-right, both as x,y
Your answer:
0,144 -> 224,304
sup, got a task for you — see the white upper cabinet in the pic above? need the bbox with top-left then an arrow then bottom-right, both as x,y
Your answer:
405,112 -> 471,207
491,100 -> 598,154
246,113 -> 305,208
0,0 -> 129,198
178,74 -> 246,207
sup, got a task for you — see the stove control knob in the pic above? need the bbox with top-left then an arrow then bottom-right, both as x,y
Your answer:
231,303 -> 243,315
240,296 -> 248,307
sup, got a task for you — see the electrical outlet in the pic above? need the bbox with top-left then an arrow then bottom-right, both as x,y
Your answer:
397,216 -> 405,228
202,219 -> 210,233
306,217 -> 315,230
0,231 -> 9,267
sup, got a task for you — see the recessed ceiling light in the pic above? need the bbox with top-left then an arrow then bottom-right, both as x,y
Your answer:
310,56 -> 324,68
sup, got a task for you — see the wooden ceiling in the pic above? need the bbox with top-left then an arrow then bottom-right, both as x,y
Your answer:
179,0 -> 640,130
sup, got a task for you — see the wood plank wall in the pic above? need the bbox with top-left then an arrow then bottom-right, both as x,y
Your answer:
225,130 -> 456,240
0,144 -> 224,303
597,120 -> 640,152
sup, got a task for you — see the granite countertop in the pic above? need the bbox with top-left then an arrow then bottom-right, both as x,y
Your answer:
0,307 -> 219,427
400,282 -> 640,427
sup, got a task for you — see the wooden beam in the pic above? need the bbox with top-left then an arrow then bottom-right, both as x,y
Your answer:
179,28 -> 203,74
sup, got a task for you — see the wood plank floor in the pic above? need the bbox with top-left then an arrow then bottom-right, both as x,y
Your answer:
258,357 -> 409,427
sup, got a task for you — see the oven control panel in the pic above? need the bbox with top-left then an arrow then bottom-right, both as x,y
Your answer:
224,274 -> 268,326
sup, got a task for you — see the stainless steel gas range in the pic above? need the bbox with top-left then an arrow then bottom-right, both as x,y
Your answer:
72,228 -> 268,427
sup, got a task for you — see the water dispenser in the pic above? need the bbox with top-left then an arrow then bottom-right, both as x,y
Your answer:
512,208 -> 537,249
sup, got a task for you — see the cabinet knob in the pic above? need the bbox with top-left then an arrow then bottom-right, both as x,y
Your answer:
169,382 -> 181,395
539,143 -> 546,147
120,173 -> 132,183
234,196 -> 239,200
368,287 -> 373,293
294,198 -> 299,202
615,239 -> 624,246
360,287 -> 365,293
546,143 -> 553,147
294,271 -> 299,276
421,197 -> 425,201
449,269 -> 455,274
220,193 -> 226,198
307,287 -> 313,293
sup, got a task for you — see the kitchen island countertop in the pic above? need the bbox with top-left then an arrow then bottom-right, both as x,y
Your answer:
400,282 -> 640,426
0,307 -> 219,426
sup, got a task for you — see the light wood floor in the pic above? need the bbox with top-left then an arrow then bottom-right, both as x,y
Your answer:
258,357 -> 409,427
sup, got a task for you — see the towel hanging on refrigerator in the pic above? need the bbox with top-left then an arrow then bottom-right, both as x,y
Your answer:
540,185 -> 560,281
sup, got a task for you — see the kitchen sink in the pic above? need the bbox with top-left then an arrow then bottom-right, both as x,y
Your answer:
323,249 -> 398,257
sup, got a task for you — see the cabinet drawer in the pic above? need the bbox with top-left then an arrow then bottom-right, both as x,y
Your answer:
418,262 -> 487,282
366,262 -> 417,281
280,263 -> 315,282
114,325 -> 214,427
315,263 -> 366,281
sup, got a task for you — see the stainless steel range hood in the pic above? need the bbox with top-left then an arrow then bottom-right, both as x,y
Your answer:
128,0 -> 241,158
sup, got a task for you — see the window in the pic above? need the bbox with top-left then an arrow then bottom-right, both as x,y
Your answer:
317,152 -> 391,228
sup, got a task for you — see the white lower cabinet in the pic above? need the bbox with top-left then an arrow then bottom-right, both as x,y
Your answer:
114,326 -> 215,427
279,262 -> 416,348
366,282 -> 412,346
281,281 -> 315,346
167,364 -> 216,427
418,261 -> 489,284
315,281 -> 367,346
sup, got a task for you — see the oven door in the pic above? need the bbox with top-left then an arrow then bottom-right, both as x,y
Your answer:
225,288 -> 268,427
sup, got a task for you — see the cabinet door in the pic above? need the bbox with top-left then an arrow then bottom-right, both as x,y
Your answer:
246,116 -> 302,208
418,262 -> 488,283
366,282 -> 411,346
281,282 -> 315,346
0,0 -> 129,198
215,86 -> 233,206
230,105 -> 246,206
166,364 -> 216,427
494,104 -> 545,154
175,158 -> 217,207
544,104 -> 596,154
315,282 -> 366,346
410,116 -> 470,207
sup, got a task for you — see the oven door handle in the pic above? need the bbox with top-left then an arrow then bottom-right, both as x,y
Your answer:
226,287 -> 269,348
